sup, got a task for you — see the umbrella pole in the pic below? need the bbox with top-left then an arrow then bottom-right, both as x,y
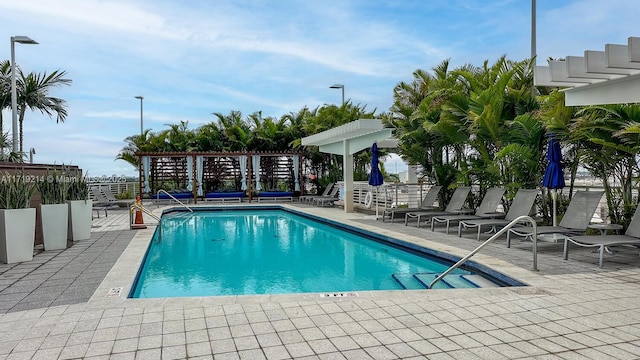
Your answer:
552,189 -> 557,227
375,187 -> 379,219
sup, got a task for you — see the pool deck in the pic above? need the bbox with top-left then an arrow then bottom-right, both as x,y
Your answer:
1,203 -> 640,359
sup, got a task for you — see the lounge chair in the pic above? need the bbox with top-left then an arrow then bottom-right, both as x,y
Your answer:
382,185 -> 442,223
404,186 -> 471,228
99,186 -> 135,207
89,187 -> 118,218
301,185 -> 339,204
430,187 -> 506,234
564,206 -> 640,268
507,190 -> 604,247
312,186 -> 345,207
257,191 -> 293,202
458,189 -> 539,240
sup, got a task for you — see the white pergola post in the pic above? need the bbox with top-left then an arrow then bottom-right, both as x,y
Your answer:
343,140 -> 354,213
407,165 -> 419,208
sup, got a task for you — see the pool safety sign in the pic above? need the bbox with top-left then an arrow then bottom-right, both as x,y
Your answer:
106,287 -> 123,297
320,292 -> 358,298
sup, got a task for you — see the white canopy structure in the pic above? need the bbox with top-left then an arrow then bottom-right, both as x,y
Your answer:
301,119 -> 398,213
535,36 -> 640,106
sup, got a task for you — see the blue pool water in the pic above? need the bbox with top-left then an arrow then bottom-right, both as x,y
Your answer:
130,208 -> 512,298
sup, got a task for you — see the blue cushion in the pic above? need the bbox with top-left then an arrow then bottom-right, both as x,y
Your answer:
205,191 -> 245,198
257,191 -> 292,197
153,192 -> 193,200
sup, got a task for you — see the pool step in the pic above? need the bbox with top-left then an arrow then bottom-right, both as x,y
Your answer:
460,274 -> 501,288
392,273 -> 501,289
391,273 -> 426,290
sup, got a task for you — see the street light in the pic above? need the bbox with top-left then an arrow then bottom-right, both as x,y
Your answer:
10,36 -> 38,153
329,84 -> 344,106
134,96 -> 144,136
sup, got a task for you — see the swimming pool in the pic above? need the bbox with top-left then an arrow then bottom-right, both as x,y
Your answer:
130,207 -> 522,298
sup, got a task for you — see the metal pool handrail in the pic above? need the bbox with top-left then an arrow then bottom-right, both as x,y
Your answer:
429,215 -> 538,289
157,190 -> 193,212
130,202 -> 160,221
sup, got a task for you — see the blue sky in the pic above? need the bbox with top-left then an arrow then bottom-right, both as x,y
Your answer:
1,0 -> 638,177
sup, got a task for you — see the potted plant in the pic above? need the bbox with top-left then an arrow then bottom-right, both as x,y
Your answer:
37,170 -> 69,250
67,173 -> 92,241
0,172 -> 37,264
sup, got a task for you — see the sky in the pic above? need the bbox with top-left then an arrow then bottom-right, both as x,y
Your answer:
1,0 -> 639,177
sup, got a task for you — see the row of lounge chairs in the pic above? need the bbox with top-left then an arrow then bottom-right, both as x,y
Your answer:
383,185 -> 640,268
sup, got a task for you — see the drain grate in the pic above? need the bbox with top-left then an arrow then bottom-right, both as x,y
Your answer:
320,292 -> 358,298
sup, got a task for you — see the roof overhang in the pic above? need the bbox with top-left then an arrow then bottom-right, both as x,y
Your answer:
535,36 -> 640,105
301,119 -> 396,155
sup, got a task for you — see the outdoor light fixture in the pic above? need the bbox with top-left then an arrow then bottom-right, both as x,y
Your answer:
10,36 -> 38,153
329,84 -> 345,106
134,96 -> 144,136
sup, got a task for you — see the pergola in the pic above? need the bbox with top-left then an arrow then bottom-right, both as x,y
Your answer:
535,36 -> 640,105
136,151 -> 302,202
301,119 -> 398,213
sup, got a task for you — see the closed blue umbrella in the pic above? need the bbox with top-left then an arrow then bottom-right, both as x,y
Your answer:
542,137 -> 565,226
369,143 -> 384,186
369,143 -> 384,218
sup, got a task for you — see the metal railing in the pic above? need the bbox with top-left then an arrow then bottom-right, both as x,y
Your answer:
129,202 -> 161,230
334,182 -> 433,209
429,215 -> 538,289
156,190 -> 193,212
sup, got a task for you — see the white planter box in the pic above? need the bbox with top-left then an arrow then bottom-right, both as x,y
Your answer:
67,199 -> 92,241
0,208 -> 36,264
41,203 -> 69,250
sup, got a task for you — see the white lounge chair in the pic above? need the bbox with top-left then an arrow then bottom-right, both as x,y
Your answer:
404,187 -> 471,228
458,189 -> 538,240
430,187 -> 506,234
507,190 -> 604,247
564,206 -> 640,268
382,185 -> 442,223
301,185 -> 338,204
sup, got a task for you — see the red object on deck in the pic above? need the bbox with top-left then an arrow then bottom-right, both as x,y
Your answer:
132,196 -> 147,229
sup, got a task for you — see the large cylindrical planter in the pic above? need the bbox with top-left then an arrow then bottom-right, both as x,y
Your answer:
67,200 -> 92,241
41,203 -> 69,250
0,208 -> 36,264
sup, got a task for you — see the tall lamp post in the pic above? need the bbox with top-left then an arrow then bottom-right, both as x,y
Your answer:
329,84 -> 344,106
134,96 -> 144,136
10,36 -> 38,153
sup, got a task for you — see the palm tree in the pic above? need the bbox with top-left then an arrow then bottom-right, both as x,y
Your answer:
570,104 -> 640,226
0,61 -> 11,142
116,129 -> 157,169
17,69 -> 71,153
213,111 -> 251,151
